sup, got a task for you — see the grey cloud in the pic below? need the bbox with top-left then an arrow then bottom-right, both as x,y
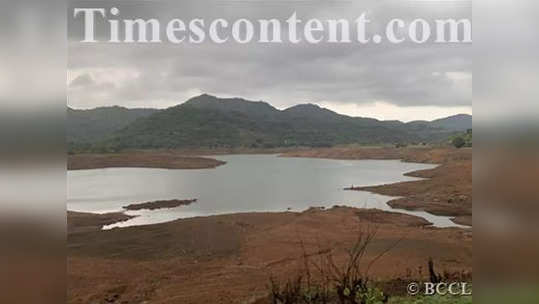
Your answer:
68,1 -> 471,111
69,73 -> 95,88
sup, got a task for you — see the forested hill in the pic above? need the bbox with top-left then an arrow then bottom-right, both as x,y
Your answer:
68,94 -> 471,152
68,106 -> 158,144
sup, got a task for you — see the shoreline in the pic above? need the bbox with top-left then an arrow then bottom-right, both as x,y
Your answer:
67,211 -> 137,234
68,151 -> 225,170
123,199 -> 198,211
68,147 -> 471,227
282,147 -> 472,227
67,205 -> 434,234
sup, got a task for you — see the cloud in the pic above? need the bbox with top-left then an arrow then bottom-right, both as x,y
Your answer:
68,73 -> 94,88
67,0 -> 472,119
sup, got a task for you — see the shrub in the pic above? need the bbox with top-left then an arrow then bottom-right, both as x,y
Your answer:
451,136 -> 466,149
268,228 -> 400,304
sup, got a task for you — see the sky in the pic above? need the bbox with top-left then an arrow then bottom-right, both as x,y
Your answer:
67,0 -> 472,122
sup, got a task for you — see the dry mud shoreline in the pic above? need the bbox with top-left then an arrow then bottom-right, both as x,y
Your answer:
282,147 -> 472,226
68,147 -> 472,304
123,199 -> 198,211
67,211 -> 135,234
68,151 -> 225,170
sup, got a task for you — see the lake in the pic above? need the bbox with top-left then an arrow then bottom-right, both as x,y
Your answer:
67,154 -> 458,228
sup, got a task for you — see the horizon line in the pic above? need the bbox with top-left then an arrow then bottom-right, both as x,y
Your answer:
67,93 -> 472,123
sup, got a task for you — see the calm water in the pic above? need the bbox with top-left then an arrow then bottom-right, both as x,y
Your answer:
67,154 -> 458,228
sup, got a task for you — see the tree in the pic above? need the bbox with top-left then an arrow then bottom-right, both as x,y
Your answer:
452,136 -> 466,148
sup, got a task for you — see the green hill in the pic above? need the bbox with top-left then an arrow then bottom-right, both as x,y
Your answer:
68,94 -> 472,152
68,106 -> 158,152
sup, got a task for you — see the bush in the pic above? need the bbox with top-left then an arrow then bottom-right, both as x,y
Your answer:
268,228 -> 399,304
395,143 -> 408,148
451,137 -> 466,149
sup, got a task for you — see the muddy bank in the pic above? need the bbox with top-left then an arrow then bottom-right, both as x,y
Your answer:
281,146 -> 471,164
285,147 -> 472,227
358,151 -> 471,226
451,215 -> 472,226
67,211 -> 136,234
68,206 -> 471,304
123,199 -> 197,211
68,151 -> 225,170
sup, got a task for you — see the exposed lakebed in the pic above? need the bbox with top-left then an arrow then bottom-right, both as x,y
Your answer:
67,154 -> 458,229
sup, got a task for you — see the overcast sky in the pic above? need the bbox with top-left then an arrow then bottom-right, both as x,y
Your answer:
68,0 -> 472,122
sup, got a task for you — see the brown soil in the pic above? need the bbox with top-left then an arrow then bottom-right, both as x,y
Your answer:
124,199 -> 198,211
68,207 -> 471,304
283,147 -> 472,226
68,151 -> 225,170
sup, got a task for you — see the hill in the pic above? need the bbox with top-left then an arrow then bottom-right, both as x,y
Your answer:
183,94 -> 281,121
109,95 -> 421,150
68,95 -> 471,151
67,106 -> 158,150
428,114 -> 472,131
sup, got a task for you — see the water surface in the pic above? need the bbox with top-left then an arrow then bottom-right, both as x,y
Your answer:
67,154 -> 457,228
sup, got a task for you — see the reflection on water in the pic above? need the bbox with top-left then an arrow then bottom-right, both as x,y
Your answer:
67,154 -> 458,228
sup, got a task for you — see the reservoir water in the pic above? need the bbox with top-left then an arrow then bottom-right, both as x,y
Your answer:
67,154 -> 459,229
